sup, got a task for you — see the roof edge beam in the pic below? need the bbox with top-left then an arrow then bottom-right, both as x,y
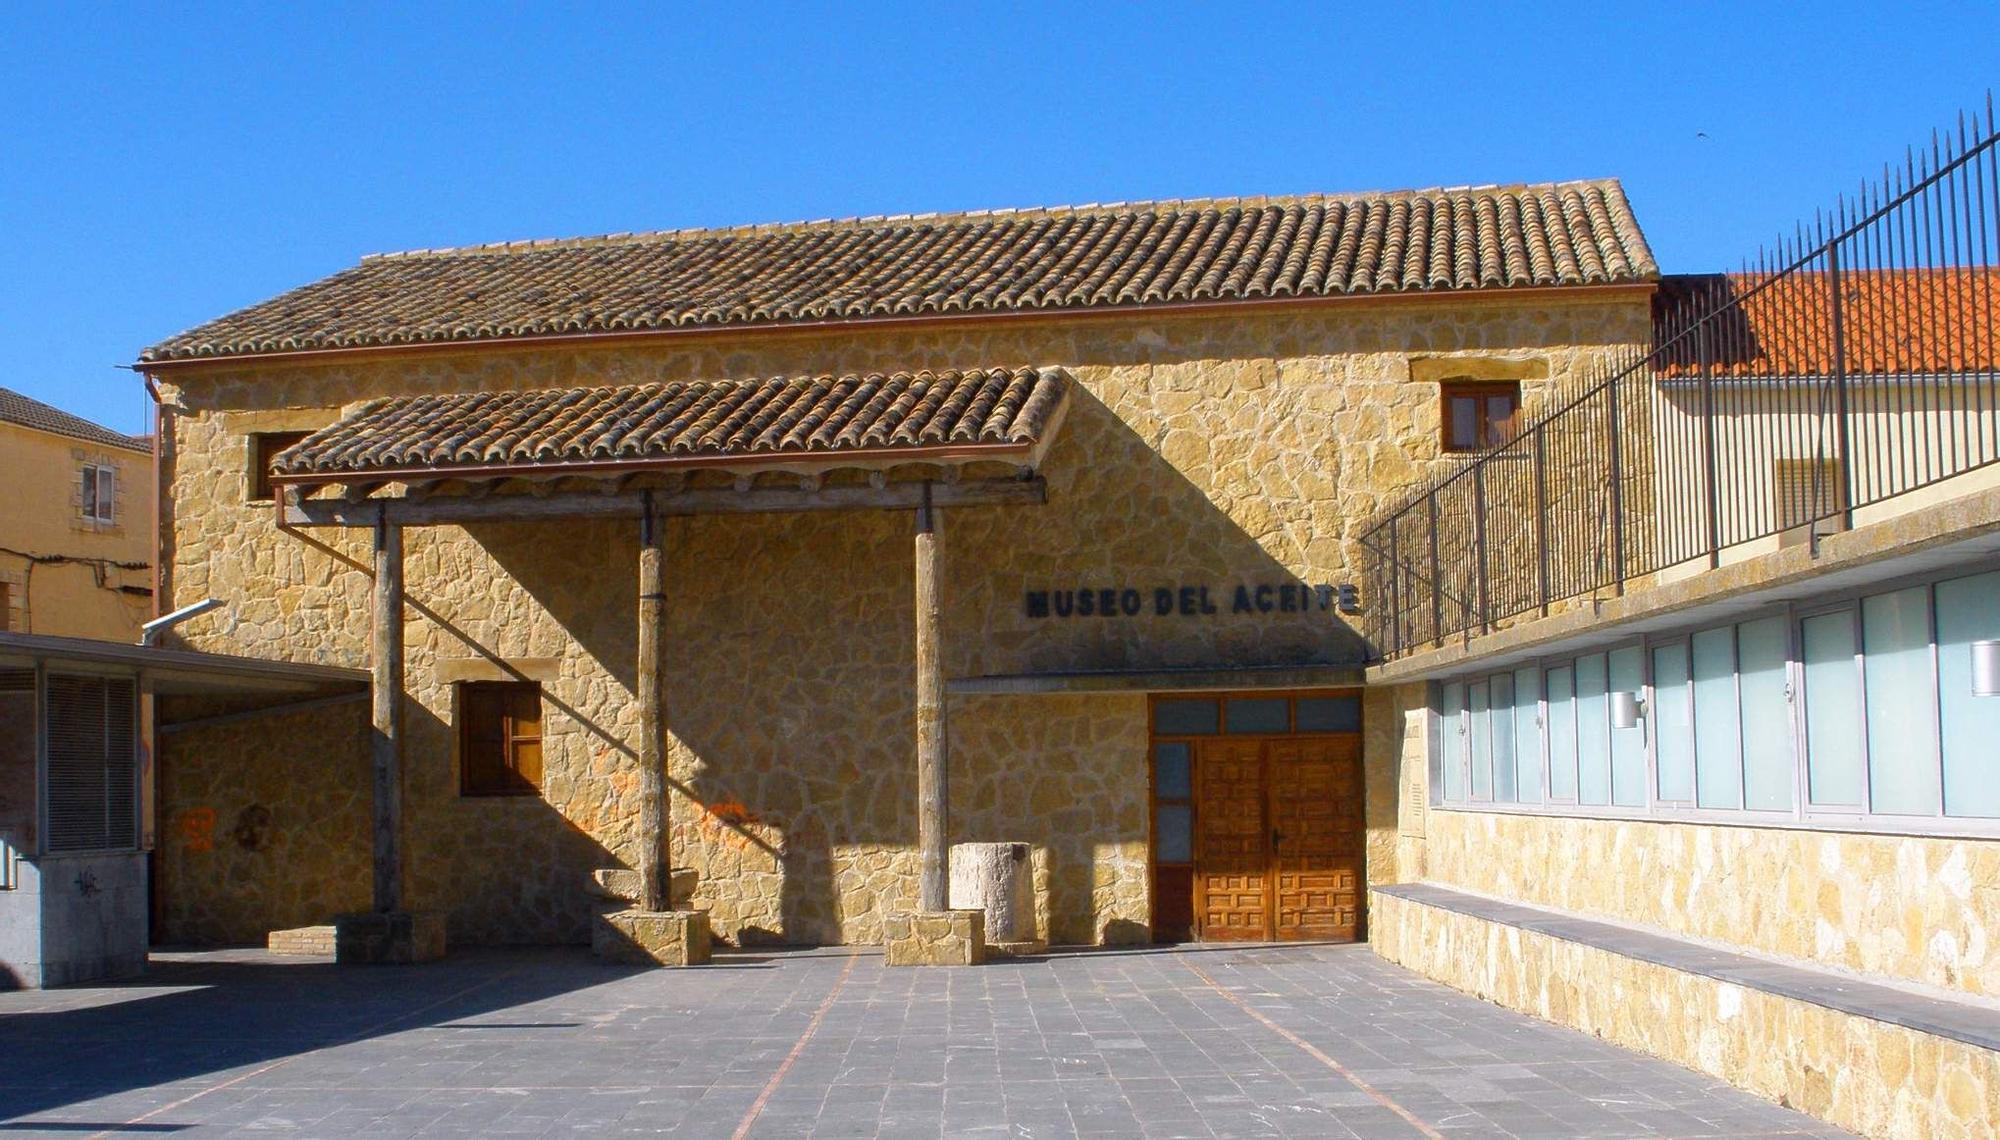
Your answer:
281,477 -> 1048,527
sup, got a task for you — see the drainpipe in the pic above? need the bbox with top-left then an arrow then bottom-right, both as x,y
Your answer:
139,597 -> 223,646
143,372 -> 163,621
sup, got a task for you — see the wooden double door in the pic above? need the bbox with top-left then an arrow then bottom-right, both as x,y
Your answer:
1195,735 -> 1363,942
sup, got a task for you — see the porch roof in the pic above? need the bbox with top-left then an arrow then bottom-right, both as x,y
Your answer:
271,367 -> 1069,488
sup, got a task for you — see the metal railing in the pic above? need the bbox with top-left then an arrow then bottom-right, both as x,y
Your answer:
1360,97 -> 2000,660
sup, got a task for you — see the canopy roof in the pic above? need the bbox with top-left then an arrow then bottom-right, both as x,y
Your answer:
142,181 -> 1657,364
273,367 -> 1069,487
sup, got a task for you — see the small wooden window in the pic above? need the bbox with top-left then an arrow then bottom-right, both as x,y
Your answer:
249,432 -> 311,502
1440,381 -> 1521,452
458,682 -> 543,796
0,582 -> 10,631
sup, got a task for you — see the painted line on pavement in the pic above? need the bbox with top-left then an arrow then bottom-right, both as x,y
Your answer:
730,949 -> 861,1140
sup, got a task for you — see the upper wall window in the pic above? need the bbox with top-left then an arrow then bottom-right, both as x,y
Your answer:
248,432 -> 311,503
1440,381 -> 1521,452
80,463 -> 116,524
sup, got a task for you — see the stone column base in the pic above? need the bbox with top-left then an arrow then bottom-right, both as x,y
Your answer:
593,909 -> 712,967
985,939 -> 1048,959
884,909 -> 985,966
333,911 -> 447,964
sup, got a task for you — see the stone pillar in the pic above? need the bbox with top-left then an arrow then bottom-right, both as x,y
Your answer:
915,484 -> 948,912
370,507 -> 404,914
636,493 -> 669,913
336,507 -> 443,963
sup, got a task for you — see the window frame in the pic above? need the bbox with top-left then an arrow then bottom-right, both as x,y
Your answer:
1439,380 -> 1523,453
1425,556 -> 2000,840
80,463 -> 116,525
456,681 -> 544,798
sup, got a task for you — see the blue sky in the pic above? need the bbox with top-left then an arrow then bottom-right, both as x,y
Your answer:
3,2 -> 1996,435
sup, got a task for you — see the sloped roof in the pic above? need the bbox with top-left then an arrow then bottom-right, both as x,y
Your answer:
271,367 -> 1069,482
0,387 -> 148,452
144,181 -> 1658,364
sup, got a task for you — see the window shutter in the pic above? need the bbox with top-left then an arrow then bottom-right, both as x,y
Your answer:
45,674 -> 137,851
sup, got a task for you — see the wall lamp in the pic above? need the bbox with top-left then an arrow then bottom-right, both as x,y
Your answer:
1610,691 -> 1646,730
1973,640 -> 2000,698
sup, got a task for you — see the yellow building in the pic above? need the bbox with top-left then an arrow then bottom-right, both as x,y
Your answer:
0,388 -> 152,641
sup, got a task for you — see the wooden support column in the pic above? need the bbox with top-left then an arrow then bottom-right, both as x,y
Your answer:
915,483 -> 949,912
636,492 -> 671,913
370,506 -> 404,913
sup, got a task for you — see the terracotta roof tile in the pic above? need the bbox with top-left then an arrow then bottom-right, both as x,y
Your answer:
0,387 -> 149,452
273,367 -> 1068,481
145,182 -> 1657,363
1656,269 -> 2000,375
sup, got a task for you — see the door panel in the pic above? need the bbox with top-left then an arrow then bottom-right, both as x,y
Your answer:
1269,737 -> 1363,941
1195,739 -> 1267,941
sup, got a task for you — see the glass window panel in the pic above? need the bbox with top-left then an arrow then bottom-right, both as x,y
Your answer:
1575,654 -> 1610,806
1296,696 -> 1361,733
1440,681 -> 1466,802
1693,626 -> 1743,810
1653,643 -> 1694,802
1863,587 -> 1940,815
1737,616 -> 1794,811
1154,742 -> 1192,800
1155,699 -> 1219,735
1938,571 -> 2000,818
1608,646 -> 1647,806
1225,698 -> 1289,734
1546,666 -> 1577,800
1802,612 -> 1865,808
1469,681 -> 1492,799
1449,397 -> 1477,449
1155,805 -> 1193,863
1512,667 -> 1543,803
1490,674 -> 1517,803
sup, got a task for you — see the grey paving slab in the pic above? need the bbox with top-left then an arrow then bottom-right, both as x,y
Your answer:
0,943 -> 1847,1138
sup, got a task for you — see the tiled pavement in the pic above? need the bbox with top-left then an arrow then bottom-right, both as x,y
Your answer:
0,943 -> 1851,1138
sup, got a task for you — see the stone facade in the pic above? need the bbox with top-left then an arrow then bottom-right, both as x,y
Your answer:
150,294 -> 1650,948
1373,890 -> 2000,1140
1420,808 -> 2000,999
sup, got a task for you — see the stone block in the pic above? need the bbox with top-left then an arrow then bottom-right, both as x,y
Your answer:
884,909 -> 984,966
593,909 -> 712,967
267,924 -> 336,956
587,867 -> 698,909
333,911 -> 446,964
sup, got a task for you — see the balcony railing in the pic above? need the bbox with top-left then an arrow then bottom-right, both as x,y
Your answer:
1360,97 -> 2000,660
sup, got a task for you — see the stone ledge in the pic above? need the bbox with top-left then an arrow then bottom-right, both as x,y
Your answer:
1371,884 -> 2000,1136
1374,883 -> 2000,1053
267,924 -> 336,956
884,909 -> 984,966
593,909 -> 711,967
586,867 -> 698,909
333,911 -> 446,965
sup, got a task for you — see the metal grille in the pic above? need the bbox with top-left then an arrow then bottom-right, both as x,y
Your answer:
1361,98 -> 2000,659
45,674 -> 137,852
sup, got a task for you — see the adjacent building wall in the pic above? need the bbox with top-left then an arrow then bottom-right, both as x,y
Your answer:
152,294 -> 1650,946
0,423 -> 151,642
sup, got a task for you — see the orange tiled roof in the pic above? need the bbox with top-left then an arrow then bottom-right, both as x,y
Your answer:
145,182 -> 1656,363
271,367 -> 1068,482
1655,269 -> 2000,376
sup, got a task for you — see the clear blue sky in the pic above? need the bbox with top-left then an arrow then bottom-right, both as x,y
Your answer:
3,2 -> 1995,435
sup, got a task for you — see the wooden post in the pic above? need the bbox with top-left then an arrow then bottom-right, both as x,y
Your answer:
370,506 -> 404,913
914,483 -> 948,912
636,492 -> 670,913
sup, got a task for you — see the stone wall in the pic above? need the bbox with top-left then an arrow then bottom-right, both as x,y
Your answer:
1373,889 -> 2000,1140
152,294 -> 1650,946
1421,809 -> 2000,998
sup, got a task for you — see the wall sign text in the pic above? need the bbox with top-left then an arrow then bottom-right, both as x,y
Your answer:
1025,582 -> 1360,619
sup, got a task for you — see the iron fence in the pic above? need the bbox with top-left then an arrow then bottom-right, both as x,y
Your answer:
1360,97 -> 2000,660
